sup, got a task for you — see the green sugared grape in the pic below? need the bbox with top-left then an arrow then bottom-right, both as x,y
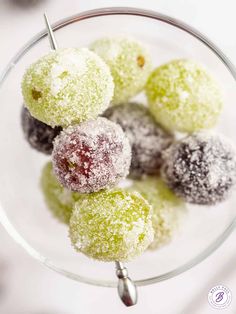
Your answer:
22,48 -> 114,127
69,189 -> 154,261
90,37 -> 152,105
41,162 -> 80,224
146,59 -> 223,133
129,177 -> 186,249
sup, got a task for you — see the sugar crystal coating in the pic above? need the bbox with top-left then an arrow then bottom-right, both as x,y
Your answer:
69,189 -> 154,261
146,59 -> 223,133
128,177 -> 186,249
40,162 -> 81,224
90,37 -> 152,105
162,133 -> 236,205
21,107 -> 62,155
103,102 -> 173,178
22,48 -> 114,127
52,117 -> 131,193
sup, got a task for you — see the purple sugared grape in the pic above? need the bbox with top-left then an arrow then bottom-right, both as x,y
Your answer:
103,103 -> 173,178
162,132 -> 236,205
21,107 -> 62,155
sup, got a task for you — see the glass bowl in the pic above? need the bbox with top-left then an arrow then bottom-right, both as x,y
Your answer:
0,7 -> 236,288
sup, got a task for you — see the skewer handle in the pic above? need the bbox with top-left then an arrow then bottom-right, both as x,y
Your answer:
115,261 -> 137,307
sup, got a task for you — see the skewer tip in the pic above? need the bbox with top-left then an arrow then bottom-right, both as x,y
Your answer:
43,12 -> 58,50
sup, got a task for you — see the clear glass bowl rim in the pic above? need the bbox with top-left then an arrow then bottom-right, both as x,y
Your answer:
0,7 -> 236,288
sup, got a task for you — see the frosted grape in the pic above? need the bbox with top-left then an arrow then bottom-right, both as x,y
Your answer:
52,117 -> 131,193
103,102 -> 173,178
21,107 -> 62,155
162,132 -> 236,205
146,59 -> 223,133
128,177 -> 186,249
91,37 -> 152,105
40,162 -> 80,224
69,189 -> 154,261
22,48 -> 114,127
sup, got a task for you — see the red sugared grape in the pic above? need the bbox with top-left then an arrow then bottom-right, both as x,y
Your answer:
52,117 -> 131,193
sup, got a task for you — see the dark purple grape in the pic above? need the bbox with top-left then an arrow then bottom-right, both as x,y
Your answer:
103,103 -> 173,178
21,106 -> 62,155
162,133 -> 236,205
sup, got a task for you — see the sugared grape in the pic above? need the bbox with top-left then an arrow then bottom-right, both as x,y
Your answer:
103,102 -> 173,178
40,162 -> 80,224
162,133 -> 236,205
21,107 -> 62,155
91,37 -> 152,105
69,189 -> 154,261
129,177 -> 186,249
146,59 -> 223,132
22,48 -> 114,127
52,117 -> 131,193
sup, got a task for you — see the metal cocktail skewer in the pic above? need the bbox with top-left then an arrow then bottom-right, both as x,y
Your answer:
44,14 -> 58,50
43,13 -> 138,307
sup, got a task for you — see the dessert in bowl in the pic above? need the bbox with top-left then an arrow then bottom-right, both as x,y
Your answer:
0,8 -> 236,292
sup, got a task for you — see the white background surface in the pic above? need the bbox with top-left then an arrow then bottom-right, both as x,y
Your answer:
1,1 -> 236,313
